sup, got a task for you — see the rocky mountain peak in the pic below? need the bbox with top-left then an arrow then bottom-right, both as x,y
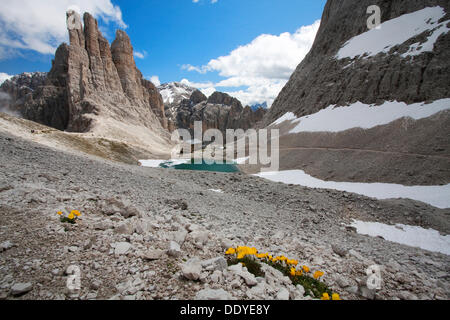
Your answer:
190,90 -> 207,105
207,91 -> 242,110
0,10 -> 171,154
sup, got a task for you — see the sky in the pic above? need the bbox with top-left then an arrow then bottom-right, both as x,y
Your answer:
0,0 -> 326,107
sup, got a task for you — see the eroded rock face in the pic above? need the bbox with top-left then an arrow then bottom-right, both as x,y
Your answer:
0,10 -> 170,147
265,0 -> 450,125
257,0 -> 450,186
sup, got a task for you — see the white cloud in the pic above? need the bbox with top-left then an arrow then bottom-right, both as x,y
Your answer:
180,79 -> 216,97
0,0 -> 127,58
0,72 -> 13,85
192,0 -> 218,3
183,20 -> 320,106
148,75 -> 161,86
134,50 -> 147,59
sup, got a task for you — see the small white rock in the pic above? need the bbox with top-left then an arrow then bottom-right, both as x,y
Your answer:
181,258 -> 203,281
167,241 -> 181,257
276,288 -> 290,300
114,242 -> 132,255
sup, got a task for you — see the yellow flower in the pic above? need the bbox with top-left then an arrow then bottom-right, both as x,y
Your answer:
286,259 -> 299,266
314,271 -> 324,279
225,248 -> 236,255
68,213 -> 75,220
332,293 -> 341,301
57,211 -> 63,216
321,293 -> 330,300
303,265 -> 310,273
71,210 -> 81,217
295,270 -> 303,276
236,246 -> 258,259
290,267 -> 297,276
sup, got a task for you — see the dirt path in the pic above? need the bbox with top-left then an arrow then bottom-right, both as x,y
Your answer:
279,146 -> 450,160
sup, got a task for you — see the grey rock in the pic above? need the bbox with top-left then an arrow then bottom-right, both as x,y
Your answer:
167,241 -> 181,257
114,221 -> 134,235
276,288 -> 290,301
187,230 -> 210,248
10,283 -> 33,296
0,241 -> 14,252
172,230 -> 188,245
332,244 -> 348,257
181,258 -> 203,281
210,270 -> 223,284
141,249 -> 164,261
359,285 -> 376,300
398,291 -> 419,301
335,276 -> 350,288
114,242 -> 132,255
201,257 -> 228,272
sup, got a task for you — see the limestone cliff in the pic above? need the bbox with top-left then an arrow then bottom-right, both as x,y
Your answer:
257,0 -> 450,186
0,11 -> 171,154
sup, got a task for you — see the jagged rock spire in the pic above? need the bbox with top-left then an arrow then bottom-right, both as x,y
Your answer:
66,10 -> 84,47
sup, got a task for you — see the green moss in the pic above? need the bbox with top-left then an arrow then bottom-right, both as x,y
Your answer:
227,256 -> 265,278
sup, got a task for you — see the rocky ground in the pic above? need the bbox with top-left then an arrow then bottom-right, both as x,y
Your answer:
0,130 -> 449,300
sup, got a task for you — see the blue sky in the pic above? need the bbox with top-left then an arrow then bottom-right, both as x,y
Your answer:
0,0 -> 326,106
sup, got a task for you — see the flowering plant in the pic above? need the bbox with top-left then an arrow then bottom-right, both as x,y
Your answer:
226,246 -> 340,300
58,210 -> 81,224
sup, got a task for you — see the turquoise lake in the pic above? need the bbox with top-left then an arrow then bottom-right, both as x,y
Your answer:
159,159 -> 240,173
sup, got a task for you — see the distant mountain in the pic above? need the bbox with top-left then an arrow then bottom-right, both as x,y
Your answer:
157,83 -> 266,134
250,102 -> 268,111
158,82 -> 197,106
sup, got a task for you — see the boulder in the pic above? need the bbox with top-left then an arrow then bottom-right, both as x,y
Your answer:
181,258 -> 203,281
10,283 -> 33,296
167,241 -> 181,257
114,242 -> 132,255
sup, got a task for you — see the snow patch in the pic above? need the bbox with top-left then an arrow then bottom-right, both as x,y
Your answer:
271,99 -> 450,134
159,89 -> 175,104
271,112 -> 297,126
336,6 -> 450,60
0,72 -> 13,85
350,220 -> 450,256
158,82 -> 195,105
255,170 -> 450,209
